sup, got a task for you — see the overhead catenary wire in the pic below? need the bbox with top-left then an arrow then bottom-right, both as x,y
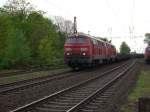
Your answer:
40,0 -> 103,36
41,0 -> 77,35
105,0 -> 144,53
105,0 -> 135,38
105,0 -> 126,37
43,0 -> 74,20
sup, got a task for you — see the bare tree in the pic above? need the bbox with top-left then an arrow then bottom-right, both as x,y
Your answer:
54,16 -> 74,36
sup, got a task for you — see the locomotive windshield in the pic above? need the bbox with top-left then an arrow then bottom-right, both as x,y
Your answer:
146,47 -> 150,51
66,36 -> 86,44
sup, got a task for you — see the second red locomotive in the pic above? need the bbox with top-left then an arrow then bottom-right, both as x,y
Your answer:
145,45 -> 150,63
64,33 -> 117,68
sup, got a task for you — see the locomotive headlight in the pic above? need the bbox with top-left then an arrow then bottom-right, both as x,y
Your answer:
66,52 -> 70,55
65,48 -> 72,51
80,48 -> 88,51
82,52 -> 86,56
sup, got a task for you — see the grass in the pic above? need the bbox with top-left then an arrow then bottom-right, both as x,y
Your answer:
0,68 -> 69,85
0,69 -> 21,74
120,67 -> 150,112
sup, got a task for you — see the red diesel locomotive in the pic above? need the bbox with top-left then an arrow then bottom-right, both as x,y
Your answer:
64,33 -> 117,68
145,46 -> 150,63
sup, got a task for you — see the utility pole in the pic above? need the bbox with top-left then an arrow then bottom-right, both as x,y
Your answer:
129,26 -> 134,39
88,31 -> 90,35
73,16 -> 77,34
107,27 -> 112,42
129,26 -> 136,52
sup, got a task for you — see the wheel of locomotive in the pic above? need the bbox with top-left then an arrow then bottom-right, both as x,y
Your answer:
72,66 -> 80,71
87,63 -> 92,68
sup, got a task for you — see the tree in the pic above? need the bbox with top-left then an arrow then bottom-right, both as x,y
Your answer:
1,0 -> 35,16
144,33 -> 150,45
0,14 -> 11,67
120,42 -> 131,54
0,0 -> 66,68
54,16 -> 74,36
26,12 -> 59,59
0,28 -> 31,68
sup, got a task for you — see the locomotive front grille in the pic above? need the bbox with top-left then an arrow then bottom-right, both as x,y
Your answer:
65,55 -> 91,65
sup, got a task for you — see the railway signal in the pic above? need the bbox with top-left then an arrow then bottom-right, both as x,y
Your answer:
73,16 -> 77,34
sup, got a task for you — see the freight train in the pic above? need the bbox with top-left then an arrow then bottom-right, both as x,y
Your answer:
64,33 -> 120,69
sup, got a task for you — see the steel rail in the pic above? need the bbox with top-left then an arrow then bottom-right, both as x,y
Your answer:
67,61 -> 135,112
10,61 -> 129,112
0,70 -> 71,94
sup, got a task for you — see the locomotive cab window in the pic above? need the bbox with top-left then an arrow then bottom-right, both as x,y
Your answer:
66,36 -> 86,44
92,39 -> 98,45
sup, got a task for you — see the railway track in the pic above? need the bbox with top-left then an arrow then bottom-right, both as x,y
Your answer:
0,70 -> 71,94
0,61 -> 127,95
67,62 -> 135,112
10,60 -> 135,112
0,65 -> 67,78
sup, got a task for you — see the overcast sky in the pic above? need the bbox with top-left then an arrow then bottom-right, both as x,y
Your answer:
0,0 -> 149,52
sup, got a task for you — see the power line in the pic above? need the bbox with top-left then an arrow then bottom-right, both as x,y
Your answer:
43,0 -> 73,19
105,0 -> 125,33
129,0 -> 135,39
131,0 -> 135,28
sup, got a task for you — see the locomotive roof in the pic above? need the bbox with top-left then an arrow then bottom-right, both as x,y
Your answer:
92,36 -> 114,46
146,45 -> 150,48
68,33 -> 114,46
